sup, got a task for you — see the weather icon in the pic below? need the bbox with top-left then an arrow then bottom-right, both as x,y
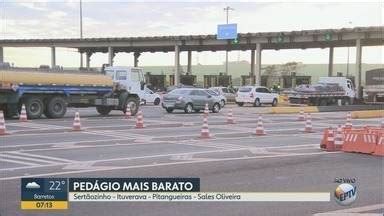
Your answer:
25,182 -> 40,189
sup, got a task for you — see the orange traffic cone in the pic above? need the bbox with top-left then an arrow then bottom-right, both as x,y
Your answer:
204,103 -> 209,117
200,115 -> 211,139
325,127 -> 335,152
255,114 -> 266,136
334,125 -> 344,151
0,111 -> 8,136
72,112 -> 81,131
304,113 -> 314,133
298,107 -> 305,121
125,107 -> 131,119
320,128 -> 329,149
19,104 -> 28,122
227,109 -> 235,124
345,112 -> 352,129
135,110 -> 145,128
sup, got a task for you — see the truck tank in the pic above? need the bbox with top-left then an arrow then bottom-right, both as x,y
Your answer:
0,70 -> 113,87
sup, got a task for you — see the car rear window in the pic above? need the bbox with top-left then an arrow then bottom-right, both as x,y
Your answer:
206,90 -> 219,95
239,87 -> 252,92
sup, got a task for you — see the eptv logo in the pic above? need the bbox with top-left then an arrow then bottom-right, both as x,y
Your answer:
334,183 -> 357,206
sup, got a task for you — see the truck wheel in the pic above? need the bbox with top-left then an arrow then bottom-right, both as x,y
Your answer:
46,97 -> 67,118
24,97 -> 44,119
125,97 -> 139,116
96,106 -> 112,116
166,108 -> 173,113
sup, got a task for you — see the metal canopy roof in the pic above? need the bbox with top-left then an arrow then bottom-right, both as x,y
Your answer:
0,26 -> 382,53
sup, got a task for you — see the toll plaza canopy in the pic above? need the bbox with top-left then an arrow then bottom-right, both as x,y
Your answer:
0,26 -> 382,98
0,26 -> 382,52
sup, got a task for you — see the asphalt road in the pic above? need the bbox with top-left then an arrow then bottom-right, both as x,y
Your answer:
1,105 -> 383,216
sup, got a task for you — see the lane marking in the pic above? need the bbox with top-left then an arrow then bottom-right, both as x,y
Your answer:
8,152 -> 76,163
2,132 -> 320,154
0,158 -> 39,166
313,203 -> 384,215
0,144 -> 319,172
325,203 -> 384,213
1,138 -> 131,148
0,154 -> 58,165
0,151 -> 342,181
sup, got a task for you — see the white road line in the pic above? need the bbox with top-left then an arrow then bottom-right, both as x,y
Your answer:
0,151 -> 342,181
0,144 -> 319,172
313,203 -> 384,215
324,203 -> 384,213
1,131 -> 72,137
1,138 -> 130,148
0,158 -> 39,166
82,130 -> 147,140
8,122 -> 67,130
8,152 -> 76,163
0,154 -> 57,164
2,133 -> 319,153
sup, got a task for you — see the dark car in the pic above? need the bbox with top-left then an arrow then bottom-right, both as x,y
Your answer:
162,88 -> 222,113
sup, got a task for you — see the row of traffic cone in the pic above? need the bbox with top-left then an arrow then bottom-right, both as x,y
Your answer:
298,107 -> 355,129
1,105 -> 28,136
73,107 -> 145,131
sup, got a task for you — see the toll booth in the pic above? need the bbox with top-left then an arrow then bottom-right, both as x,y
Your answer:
240,75 -> 311,88
204,74 -> 231,88
283,75 -> 311,88
240,75 -> 268,86
169,74 -> 197,86
145,72 -> 166,91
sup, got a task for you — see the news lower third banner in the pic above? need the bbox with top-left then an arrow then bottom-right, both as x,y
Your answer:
21,178 -> 330,210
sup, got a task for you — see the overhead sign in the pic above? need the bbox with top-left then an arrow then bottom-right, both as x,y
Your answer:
217,24 -> 237,40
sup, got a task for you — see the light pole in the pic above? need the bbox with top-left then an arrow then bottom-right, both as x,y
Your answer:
80,0 -> 83,69
346,21 -> 352,77
224,6 -> 234,75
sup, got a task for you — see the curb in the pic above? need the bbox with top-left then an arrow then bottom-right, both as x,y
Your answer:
351,110 -> 384,119
270,106 -> 319,114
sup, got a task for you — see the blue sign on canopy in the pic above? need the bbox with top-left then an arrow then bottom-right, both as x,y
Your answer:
217,24 -> 237,40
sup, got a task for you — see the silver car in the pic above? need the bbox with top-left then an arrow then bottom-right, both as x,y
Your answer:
209,87 -> 236,103
206,89 -> 227,108
162,88 -> 221,113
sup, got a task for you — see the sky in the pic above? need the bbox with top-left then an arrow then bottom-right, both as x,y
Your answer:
0,0 -> 383,67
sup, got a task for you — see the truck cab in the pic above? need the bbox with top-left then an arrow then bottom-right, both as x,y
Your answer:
318,77 -> 356,104
104,66 -> 146,94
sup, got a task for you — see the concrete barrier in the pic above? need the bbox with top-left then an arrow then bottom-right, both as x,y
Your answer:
270,106 -> 319,114
317,104 -> 384,112
351,110 -> 384,119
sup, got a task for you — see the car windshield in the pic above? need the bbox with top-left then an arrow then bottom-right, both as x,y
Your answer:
168,89 -> 191,95
239,87 -> 252,92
